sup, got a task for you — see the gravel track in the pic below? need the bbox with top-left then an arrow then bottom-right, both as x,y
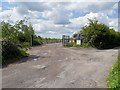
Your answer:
2,43 -> 118,88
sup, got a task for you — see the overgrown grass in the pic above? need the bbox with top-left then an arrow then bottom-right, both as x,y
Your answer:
74,45 -> 93,48
66,43 -> 93,48
107,52 -> 120,89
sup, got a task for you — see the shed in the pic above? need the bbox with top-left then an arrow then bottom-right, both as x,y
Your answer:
73,34 -> 84,45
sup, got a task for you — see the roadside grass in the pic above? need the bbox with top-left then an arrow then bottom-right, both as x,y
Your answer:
74,45 -> 93,48
66,43 -> 93,49
107,52 -> 120,89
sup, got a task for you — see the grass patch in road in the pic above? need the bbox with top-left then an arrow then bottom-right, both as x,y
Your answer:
107,52 -> 120,89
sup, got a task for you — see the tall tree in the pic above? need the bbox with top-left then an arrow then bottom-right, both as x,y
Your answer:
80,19 -> 120,49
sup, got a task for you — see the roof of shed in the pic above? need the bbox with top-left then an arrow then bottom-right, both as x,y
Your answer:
73,34 -> 84,40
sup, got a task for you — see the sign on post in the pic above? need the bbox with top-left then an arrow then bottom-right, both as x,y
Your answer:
62,35 -> 70,46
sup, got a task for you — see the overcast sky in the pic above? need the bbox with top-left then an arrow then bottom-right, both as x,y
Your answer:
1,0 -> 119,38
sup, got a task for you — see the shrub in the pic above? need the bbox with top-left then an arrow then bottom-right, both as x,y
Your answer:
21,42 -> 30,50
67,43 -> 74,47
2,41 -> 28,66
80,19 -> 120,49
33,39 -> 43,46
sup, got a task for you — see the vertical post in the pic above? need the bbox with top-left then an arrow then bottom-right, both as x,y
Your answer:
31,35 -> 33,46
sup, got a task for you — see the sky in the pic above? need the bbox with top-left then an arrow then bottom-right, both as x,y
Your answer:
0,0 -> 119,38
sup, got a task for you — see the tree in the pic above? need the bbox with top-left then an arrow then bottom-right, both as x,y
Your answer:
80,19 -> 120,49
2,21 -> 19,43
1,19 -> 37,65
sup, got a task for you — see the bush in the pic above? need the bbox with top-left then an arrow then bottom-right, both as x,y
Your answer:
21,42 -> 30,50
33,39 -> 43,46
66,43 -> 74,47
2,41 -> 28,66
80,19 -> 120,49
1,20 -> 44,66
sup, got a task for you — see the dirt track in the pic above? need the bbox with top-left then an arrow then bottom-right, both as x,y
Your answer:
2,43 -> 118,88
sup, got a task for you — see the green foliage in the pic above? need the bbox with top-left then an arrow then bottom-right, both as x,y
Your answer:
32,35 -> 43,46
67,43 -> 74,47
1,19 -> 62,66
21,42 -> 31,50
2,41 -> 28,65
0,23 -> 2,40
42,38 -> 61,44
74,45 -> 93,48
107,52 -> 120,89
80,19 -> 120,49
2,21 -> 19,43
1,18 -> 42,66
67,44 -> 92,48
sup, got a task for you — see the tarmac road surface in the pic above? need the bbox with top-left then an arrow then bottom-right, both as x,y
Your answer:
2,43 -> 118,88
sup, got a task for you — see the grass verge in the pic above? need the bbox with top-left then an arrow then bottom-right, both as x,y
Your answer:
66,44 -> 93,49
107,52 -> 120,89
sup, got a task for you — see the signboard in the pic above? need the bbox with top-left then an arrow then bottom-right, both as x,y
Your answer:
62,35 -> 70,46
76,40 -> 81,45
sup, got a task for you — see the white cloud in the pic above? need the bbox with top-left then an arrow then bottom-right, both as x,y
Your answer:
107,3 -> 118,17
0,8 -> 1,12
37,3 -> 71,25
109,18 -> 118,31
32,20 -> 55,33
15,6 -> 29,15
4,0 -> 120,2
32,18 -> 75,38
41,10 -> 53,19
46,31 -> 56,34
28,11 -> 43,19
65,2 -> 116,13
0,7 -> 27,23
1,1 -> 118,38
15,2 -> 52,12
52,7 -> 70,25
66,12 -> 109,31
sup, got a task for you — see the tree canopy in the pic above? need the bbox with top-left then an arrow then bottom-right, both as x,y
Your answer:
79,19 -> 120,49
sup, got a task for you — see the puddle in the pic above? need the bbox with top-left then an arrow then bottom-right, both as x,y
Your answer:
32,65 -> 47,69
56,71 -> 66,79
34,59 -> 38,61
58,60 -> 62,61
41,53 -> 48,55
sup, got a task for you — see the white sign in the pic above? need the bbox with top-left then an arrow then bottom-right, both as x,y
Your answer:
76,40 -> 81,45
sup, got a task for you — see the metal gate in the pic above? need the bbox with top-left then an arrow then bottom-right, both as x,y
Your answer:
62,35 -> 70,46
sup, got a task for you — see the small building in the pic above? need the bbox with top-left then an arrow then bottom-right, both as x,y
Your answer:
73,34 -> 84,45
